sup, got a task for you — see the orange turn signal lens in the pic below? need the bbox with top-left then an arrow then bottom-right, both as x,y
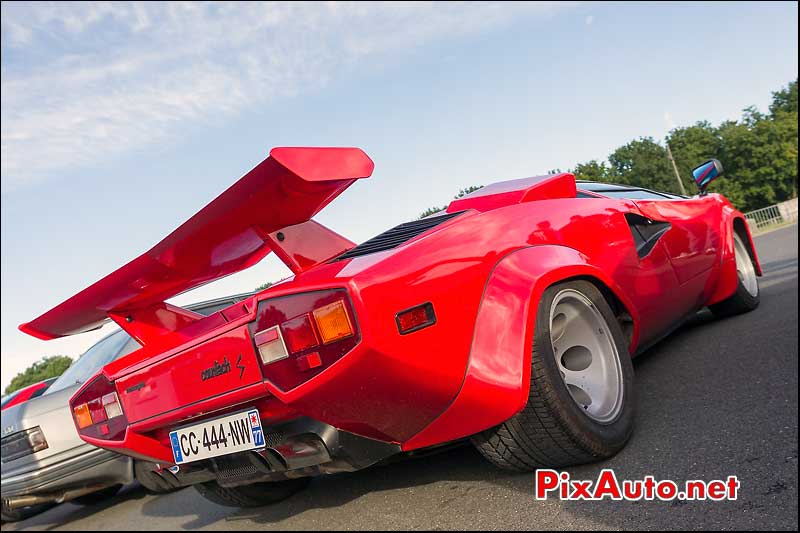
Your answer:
312,300 -> 354,344
73,403 -> 93,429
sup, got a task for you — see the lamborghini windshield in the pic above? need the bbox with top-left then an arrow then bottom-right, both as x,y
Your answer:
576,181 -> 686,200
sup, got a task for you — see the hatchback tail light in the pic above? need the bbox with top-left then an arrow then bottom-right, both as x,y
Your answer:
70,375 -> 127,440
1,426 -> 48,463
250,289 -> 359,391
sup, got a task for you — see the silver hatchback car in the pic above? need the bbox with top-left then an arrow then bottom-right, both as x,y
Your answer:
1,292 -> 254,521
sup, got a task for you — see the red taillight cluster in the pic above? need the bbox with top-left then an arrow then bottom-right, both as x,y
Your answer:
70,375 -> 127,440
250,289 -> 359,391
75,392 -> 122,428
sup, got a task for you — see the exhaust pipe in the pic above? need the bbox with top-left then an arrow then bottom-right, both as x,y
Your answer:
272,436 -> 331,470
3,483 -> 112,510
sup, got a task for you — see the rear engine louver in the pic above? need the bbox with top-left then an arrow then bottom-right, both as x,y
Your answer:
334,211 -> 465,261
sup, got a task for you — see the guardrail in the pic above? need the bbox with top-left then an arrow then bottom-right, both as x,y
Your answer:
744,198 -> 798,234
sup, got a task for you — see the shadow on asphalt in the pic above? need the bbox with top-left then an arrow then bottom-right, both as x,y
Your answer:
137,445 -> 526,529
556,269 -> 798,530
6,483 -> 151,531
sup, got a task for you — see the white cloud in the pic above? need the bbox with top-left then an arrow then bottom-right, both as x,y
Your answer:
1,1 -> 574,191
585,14 -> 594,25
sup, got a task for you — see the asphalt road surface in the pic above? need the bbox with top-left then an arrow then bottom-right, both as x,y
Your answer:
4,225 -> 797,531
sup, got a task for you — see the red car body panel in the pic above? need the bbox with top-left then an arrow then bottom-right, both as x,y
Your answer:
116,326 -> 264,424
20,147 -> 760,467
2,380 -> 52,411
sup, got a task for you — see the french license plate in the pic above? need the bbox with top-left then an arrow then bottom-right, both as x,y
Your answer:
169,408 -> 265,465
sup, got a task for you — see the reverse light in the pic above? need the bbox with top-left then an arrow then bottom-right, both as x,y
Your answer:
254,326 -> 289,364
102,392 -> 123,419
396,302 -> 436,334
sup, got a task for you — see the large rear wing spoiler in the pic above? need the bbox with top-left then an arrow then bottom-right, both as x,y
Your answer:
20,147 -> 374,344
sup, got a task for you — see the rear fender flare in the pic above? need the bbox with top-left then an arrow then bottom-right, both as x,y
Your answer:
402,245 -> 639,450
733,216 -> 762,275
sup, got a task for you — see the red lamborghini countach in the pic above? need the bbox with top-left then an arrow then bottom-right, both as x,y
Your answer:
20,148 -> 761,507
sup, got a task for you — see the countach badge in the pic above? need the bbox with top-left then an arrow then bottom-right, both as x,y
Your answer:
201,357 -> 232,381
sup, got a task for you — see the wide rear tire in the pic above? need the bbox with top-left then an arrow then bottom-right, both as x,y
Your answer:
710,232 -> 760,317
473,280 -> 635,470
194,478 -> 310,508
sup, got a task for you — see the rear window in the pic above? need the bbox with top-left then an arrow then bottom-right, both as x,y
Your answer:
46,330 -> 133,395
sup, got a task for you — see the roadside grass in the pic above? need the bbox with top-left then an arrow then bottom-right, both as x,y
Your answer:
750,219 -> 798,236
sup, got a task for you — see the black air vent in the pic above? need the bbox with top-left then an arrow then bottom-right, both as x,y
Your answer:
624,213 -> 671,259
335,211 -> 465,261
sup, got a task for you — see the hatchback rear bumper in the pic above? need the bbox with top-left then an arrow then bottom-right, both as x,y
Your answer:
1,446 -> 133,509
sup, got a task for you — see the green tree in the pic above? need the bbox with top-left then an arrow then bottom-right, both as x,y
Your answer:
607,137 -> 679,193
4,355 -> 72,395
769,79 -> 798,116
254,281 -> 273,291
572,160 -> 610,182
567,78 -> 798,210
418,185 -> 483,219
418,206 -> 445,218
666,120 -> 722,195
717,111 -> 798,210
455,185 -> 483,198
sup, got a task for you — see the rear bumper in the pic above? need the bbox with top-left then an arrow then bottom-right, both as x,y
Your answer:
137,417 -> 400,490
1,445 -> 133,500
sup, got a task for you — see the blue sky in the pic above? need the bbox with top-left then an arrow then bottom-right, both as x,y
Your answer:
1,1 -> 797,389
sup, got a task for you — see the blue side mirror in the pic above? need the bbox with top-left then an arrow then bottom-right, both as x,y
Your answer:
692,159 -> 724,195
